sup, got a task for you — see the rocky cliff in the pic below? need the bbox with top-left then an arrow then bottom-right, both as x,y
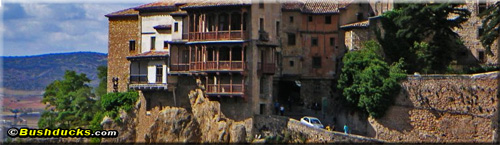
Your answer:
101,79 -> 251,143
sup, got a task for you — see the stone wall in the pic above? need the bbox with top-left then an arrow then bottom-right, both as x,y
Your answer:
253,115 -> 384,143
107,16 -> 140,93
370,71 -> 499,142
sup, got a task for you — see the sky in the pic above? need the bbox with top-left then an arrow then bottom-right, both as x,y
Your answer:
1,1 -> 156,56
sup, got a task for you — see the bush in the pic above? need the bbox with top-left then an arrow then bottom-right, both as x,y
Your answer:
337,41 -> 406,118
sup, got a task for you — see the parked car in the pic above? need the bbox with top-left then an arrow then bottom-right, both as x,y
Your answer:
300,116 -> 324,129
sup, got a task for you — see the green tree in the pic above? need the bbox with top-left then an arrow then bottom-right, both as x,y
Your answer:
479,1 -> 500,53
376,2 -> 470,73
337,41 -> 406,118
39,70 -> 98,128
100,91 -> 139,122
95,66 -> 108,98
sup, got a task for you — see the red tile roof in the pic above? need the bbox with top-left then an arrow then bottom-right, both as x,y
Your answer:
181,0 -> 251,9
127,51 -> 169,60
282,0 -> 354,14
105,8 -> 138,17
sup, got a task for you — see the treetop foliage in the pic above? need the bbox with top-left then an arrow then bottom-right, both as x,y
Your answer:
376,2 -> 471,73
479,1 -> 500,54
338,41 -> 406,118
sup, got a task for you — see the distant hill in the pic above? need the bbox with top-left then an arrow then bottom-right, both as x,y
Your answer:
2,52 -> 107,91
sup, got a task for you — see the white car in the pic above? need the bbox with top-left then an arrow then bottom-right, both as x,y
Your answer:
300,116 -> 324,129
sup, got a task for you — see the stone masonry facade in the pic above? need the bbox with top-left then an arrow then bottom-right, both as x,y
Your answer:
107,15 -> 140,92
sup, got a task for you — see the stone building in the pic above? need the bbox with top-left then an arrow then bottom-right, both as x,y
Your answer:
340,0 -> 499,67
275,0 -> 347,117
454,1 -> 500,66
106,0 -> 281,121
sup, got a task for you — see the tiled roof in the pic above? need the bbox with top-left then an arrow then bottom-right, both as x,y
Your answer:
134,1 -> 182,12
127,51 -> 169,60
105,8 -> 138,18
340,20 -> 370,29
282,0 -> 354,14
181,0 -> 251,9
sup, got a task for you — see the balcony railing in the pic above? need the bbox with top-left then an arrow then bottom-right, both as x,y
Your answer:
258,62 -> 275,74
182,33 -> 189,40
188,31 -> 245,41
130,74 -> 148,84
190,61 -> 244,71
206,84 -> 244,95
129,74 -> 168,90
170,64 -> 190,72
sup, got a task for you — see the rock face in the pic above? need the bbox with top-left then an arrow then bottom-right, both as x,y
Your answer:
102,79 -> 249,143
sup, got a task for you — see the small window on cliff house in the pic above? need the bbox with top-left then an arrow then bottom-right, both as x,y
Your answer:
313,57 -> 321,68
311,37 -> 318,46
330,37 -> 335,46
290,60 -> 294,67
289,16 -> 294,23
151,36 -> 156,50
129,40 -> 136,51
356,12 -> 363,21
325,16 -> 331,24
174,22 -> 179,32
308,16 -> 313,22
288,33 -> 296,46
259,0 -> 264,9
478,3 -> 487,15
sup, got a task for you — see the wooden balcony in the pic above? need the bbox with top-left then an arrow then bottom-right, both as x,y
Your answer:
129,74 -> 168,90
188,31 -> 246,41
130,74 -> 148,84
206,84 -> 244,96
258,62 -> 275,74
170,64 -> 190,72
182,33 -> 189,40
189,61 -> 244,72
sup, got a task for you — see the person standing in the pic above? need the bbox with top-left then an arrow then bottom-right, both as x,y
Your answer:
280,105 -> 285,116
344,124 -> 349,134
274,101 -> 280,115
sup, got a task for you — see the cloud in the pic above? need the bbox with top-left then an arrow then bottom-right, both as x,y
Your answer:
2,3 -> 142,56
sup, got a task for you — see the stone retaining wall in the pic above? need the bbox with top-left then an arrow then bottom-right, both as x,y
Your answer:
370,71 -> 499,142
253,115 -> 383,143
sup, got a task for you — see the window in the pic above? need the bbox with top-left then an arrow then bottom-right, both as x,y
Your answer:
308,16 -> 313,22
174,22 -> 178,32
313,57 -> 321,68
478,27 -> 484,38
260,18 -> 264,31
288,33 -> 296,46
311,37 -> 318,46
478,50 -> 485,62
289,16 -> 294,23
325,16 -> 331,24
259,0 -> 264,9
478,3 -> 487,14
156,65 -> 163,83
129,40 -> 135,51
164,41 -> 169,50
151,36 -> 156,50
276,21 -> 280,37
329,37 -> 335,46
357,12 -> 363,21
289,60 -> 294,67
